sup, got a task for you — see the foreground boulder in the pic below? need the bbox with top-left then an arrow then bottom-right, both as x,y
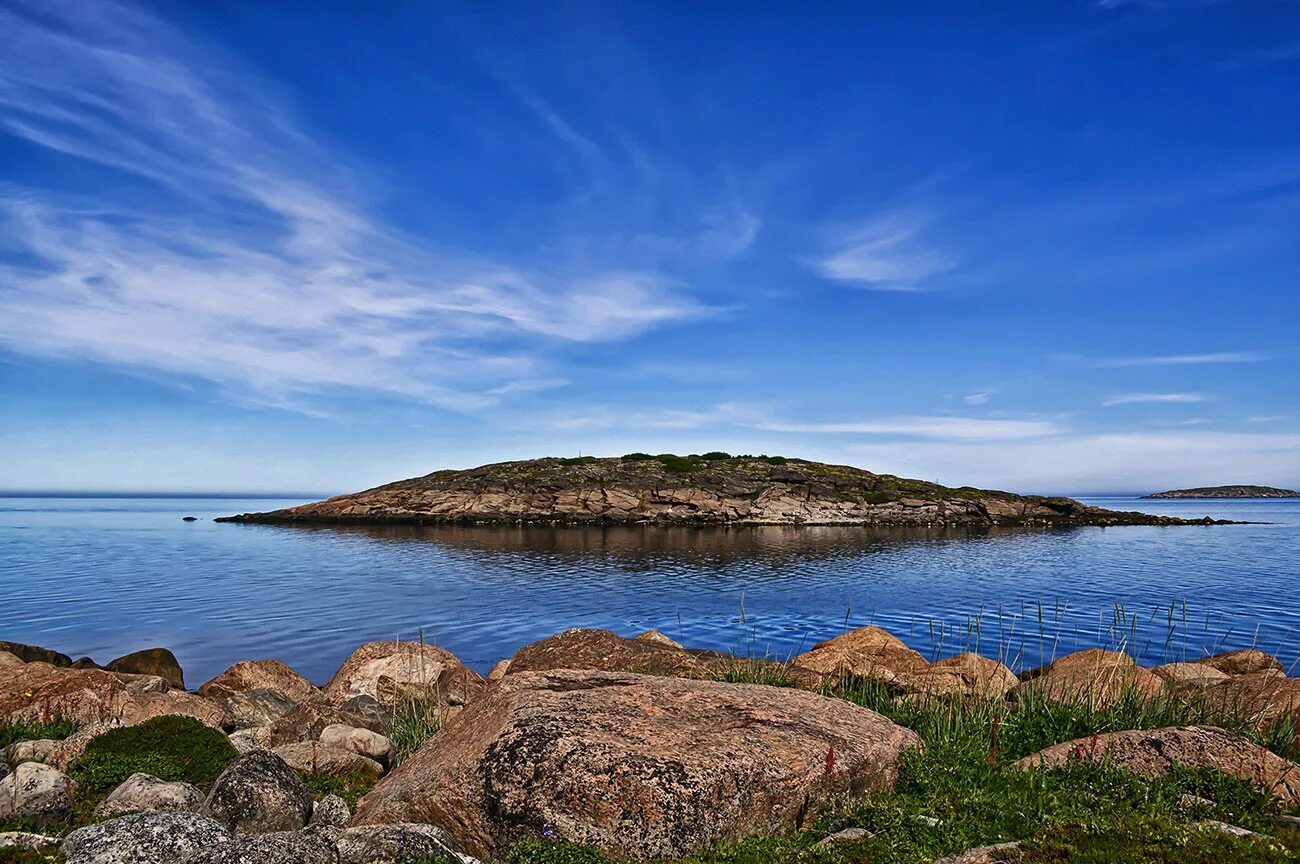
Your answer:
106,648 -> 185,690
1016,725 -> 1300,803
203,750 -> 313,835
324,641 -> 483,709
63,812 -> 231,864
93,772 -> 204,819
199,659 -> 320,704
336,824 -> 462,864
354,669 -> 922,860
505,628 -> 709,679
184,828 -> 339,864
1009,649 -> 1163,706
0,762 -> 75,823
792,625 -> 929,681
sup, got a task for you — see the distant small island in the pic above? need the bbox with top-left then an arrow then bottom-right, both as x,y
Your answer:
1143,485 -> 1299,499
219,453 -> 1236,528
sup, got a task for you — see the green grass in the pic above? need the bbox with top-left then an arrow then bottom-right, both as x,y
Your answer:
67,714 -> 237,794
1,720 -> 78,754
387,696 -> 447,765
299,768 -> 376,808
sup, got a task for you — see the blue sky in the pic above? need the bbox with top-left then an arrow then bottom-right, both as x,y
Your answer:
1,0 -> 1298,495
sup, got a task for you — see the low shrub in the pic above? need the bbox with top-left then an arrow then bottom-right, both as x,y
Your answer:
620,452 -> 656,461
0,719 -> 78,752
557,456 -> 598,466
68,714 -> 238,793
656,454 -> 704,473
699,452 -> 732,461
299,768 -> 376,808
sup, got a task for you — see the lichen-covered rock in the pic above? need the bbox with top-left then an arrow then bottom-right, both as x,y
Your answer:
335,823 -> 461,864
311,794 -> 350,829
183,827 -> 340,864
353,669 -> 922,860
1016,726 -> 1300,802
6,738 -> 59,766
1199,649 -> 1285,676
93,772 -> 204,819
506,628 -> 709,679
62,812 -> 232,864
636,630 -> 685,649
1009,649 -> 1163,706
106,648 -> 185,690
319,724 -> 394,767
225,689 -> 298,730
0,762 -> 76,823
270,697 -> 388,747
0,831 -> 60,851
1,662 -> 130,725
230,726 -> 273,754
199,659 -> 320,704
203,750 -> 314,835
792,626 -> 928,681
324,642 -> 483,709
272,743 -> 383,779
1153,662 -> 1231,686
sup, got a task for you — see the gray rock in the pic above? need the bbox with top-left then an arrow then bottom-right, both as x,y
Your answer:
318,724 -> 394,768
1177,793 -> 1215,811
0,762 -> 76,823
336,824 -> 460,864
336,695 -> 391,732
0,831 -> 60,851
1198,820 -> 1266,839
93,772 -> 204,820
1276,814 -> 1300,831
6,739 -> 58,766
226,690 -> 298,730
933,843 -> 1022,864
62,812 -> 231,864
203,750 -> 313,836
310,795 -> 350,829
183,828 -> 339,864
228,726 -> 273,754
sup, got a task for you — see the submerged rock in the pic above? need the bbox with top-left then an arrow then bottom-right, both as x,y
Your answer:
353,668 -> 922,861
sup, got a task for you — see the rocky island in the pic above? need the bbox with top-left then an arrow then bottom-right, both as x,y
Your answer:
1144,485 -> 1299,499
218,453 -> 1232,528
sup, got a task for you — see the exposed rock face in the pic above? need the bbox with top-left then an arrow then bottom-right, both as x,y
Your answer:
272,742 -> 383,779
0,641 -> 72,667
218,456 -> 1225,528
793,625 -> 929,681
0,762 -> 76,823
203,751 -> 314,835
1016,726 -> 1300,803
199,659 -> 320,705
506,628 -> 710,679
183,828 -> 340,864
1009,649 -> 1164,706
225,689 -> 299,730
62,812 -> 232,864
353,669 -> 922,861
105,648 -> 185,690
1200,649 -> 1285,676
929,653 -> 1020,698
0,831 -> 60,852
335,824 -> 462,864
324,641 -> 483,710
93,773 -> 204,820
269,696 -> 387,747
0,661 -> 229,728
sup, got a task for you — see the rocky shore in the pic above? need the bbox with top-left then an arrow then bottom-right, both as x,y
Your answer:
216,454 -> 1237,528
4,627 -> 1300,863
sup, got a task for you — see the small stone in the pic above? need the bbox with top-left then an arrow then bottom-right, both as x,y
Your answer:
913,815 -> 943,827
1177,793 -> 1215,810
62,812 -> 232,864
1198,820 -> 1266,839
0,762 -> 76,824
203,750 -> 313,835
319,723 -> 394,767
816,827 -> 872,846
1275,814 -> 1300,831
6,739 -> 59,766
311,794 -> 351,828
933,842 -> 1022,864
0,831 -> 60,851
229,726 -> 274,754
93,772 -> 204,820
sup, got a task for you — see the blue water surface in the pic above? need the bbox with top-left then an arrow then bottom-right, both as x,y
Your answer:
1,496 -> 1296,685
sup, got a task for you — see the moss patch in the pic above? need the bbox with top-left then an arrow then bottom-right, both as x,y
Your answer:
67,715 -> 237,794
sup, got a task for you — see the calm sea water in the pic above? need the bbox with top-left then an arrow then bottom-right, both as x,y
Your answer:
1,495 -> 1297,686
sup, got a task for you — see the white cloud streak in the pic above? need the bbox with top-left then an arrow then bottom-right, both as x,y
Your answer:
756,416 -> 1063,441
814,213 -> 954,290
1096,352 -> 1264,367
0,1 -> 718,411
1102,393 -> 1210,407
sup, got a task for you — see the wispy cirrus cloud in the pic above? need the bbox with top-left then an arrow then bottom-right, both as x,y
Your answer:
1095,351 -> 1265,367
1102,392 -> 1210,407
756,416 -> 1063,441
814,212 -> 955,290
0,1 -> 722,411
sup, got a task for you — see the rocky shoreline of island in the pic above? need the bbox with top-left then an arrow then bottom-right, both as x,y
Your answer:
5,625 -> 1300,863
215,454 -> 1243,529
1144,484 -> 1299,499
